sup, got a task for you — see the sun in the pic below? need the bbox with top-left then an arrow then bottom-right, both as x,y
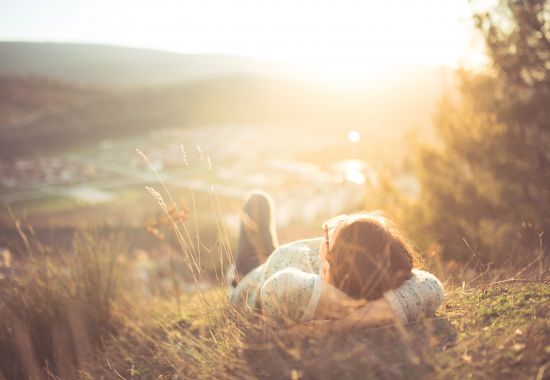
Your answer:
348,131 -> 361,144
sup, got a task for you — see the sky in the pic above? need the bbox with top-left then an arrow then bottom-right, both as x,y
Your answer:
0,0 -> 487,82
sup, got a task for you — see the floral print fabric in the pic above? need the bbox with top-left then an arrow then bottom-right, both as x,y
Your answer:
229,237 -> 444,324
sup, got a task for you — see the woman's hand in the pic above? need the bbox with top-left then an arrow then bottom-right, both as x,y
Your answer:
314,281 -> 397,327
339,297 -> 397,328
314,281 -> 365,319
277,298 -> 396,341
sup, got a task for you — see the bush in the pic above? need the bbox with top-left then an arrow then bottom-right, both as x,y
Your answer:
0,229 -> 126,379
406,1 -> 550,266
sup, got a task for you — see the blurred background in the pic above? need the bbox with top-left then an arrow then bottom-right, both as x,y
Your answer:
0,0 -> 548,287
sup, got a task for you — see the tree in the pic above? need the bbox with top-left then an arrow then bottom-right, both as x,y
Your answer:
414,0 -> 550,264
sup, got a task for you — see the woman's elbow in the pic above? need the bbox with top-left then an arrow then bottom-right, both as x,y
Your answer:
425,274 -> 445,314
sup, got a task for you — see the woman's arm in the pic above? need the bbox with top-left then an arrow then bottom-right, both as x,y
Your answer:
260,268 -> 443,326
313,269 -> 444,326
314,282 -> 396,325
260,269 -> 397,325
314,281 -> 363,319
383,269 -> 444,323
260,268 -> 324,323
271,299 -> 395,339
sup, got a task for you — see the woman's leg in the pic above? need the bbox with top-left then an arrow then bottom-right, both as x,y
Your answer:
234,191 -> 279,278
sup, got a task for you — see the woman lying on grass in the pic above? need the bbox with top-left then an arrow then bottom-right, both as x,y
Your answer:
227,191 -> 444,327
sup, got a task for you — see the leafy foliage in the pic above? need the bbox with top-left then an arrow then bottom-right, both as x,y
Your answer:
413,0 -> 550,264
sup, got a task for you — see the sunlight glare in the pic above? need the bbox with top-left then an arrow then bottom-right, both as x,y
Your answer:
1,0 -> 480,85
348,131 -> 361,143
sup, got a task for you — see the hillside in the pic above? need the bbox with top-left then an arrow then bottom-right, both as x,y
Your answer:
100,281 -> 550,379
0,42 -> 283,87
0,42 -> 457,159
0,75 -> 104,126
1,249 -> 548,380
0,69 -> 450,158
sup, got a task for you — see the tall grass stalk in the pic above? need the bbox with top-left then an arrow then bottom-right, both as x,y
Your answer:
137,146 -> 236,321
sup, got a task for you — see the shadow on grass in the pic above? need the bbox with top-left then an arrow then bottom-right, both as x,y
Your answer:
238,317 -> 456,380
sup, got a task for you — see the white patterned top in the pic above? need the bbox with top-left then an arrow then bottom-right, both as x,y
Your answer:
228,238 -> 444,324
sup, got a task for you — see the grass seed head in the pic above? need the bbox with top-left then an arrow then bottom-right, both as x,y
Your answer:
196,145 -> 204,161
145,186 -> 168,212
181,145 -> 189,168
135,148 -> 149,163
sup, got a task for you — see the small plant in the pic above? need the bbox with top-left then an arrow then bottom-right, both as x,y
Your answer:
0,224 -> 126,379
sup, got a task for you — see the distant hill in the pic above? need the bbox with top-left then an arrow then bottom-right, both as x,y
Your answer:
0,70 -> 454,158
0,75 -> 104,126
0,74 -> 355,157
0,42 -> 283,87
0,41 -> 457,158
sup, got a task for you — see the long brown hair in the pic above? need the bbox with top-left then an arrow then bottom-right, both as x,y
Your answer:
327,214 -> 416,300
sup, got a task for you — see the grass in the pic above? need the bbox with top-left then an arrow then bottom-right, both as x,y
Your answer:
433,282 -> 550,379
2,148 -> 548,379
95,280 -> 549,380
0,229 -> 126,380
3,242 -> 548,380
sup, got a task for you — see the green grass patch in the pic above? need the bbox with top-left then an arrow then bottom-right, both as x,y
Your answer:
99,282 -> 550,379
433,283 -> 550,379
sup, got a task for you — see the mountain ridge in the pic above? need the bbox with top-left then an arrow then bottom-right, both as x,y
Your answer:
0,41 -> 284,87
0,42 -> 456,158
